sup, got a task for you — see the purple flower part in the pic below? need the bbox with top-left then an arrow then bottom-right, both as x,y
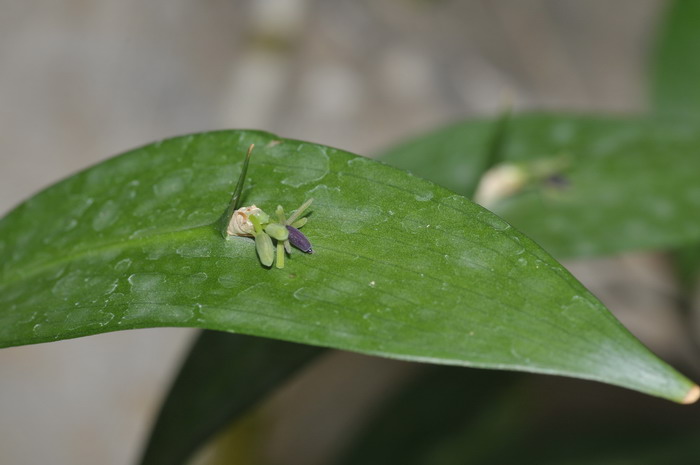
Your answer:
286,225 -> 313,253
546,173 -> 570,189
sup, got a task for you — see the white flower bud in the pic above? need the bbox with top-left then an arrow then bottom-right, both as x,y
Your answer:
226,205 -> 265,237
474,163 -> 527,209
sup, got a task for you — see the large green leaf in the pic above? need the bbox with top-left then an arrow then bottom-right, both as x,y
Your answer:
140,331 -> 322,465
0,130 -> 696,402
381,114 -> 700,258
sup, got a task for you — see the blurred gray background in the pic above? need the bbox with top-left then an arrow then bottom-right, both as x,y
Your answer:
0,1 -> 680,464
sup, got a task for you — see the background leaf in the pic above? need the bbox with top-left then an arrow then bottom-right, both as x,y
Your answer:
671,243 -> 700,299
652,0 -> 700,370
651,0 -> 700,118
380,118 -> 495,198
380,114 -> 700,258
333,367 -> 526,465
139,331 -> 322,465
0,130 -> 695,402
334,366 -> 700,465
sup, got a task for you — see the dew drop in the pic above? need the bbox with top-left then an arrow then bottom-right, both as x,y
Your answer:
218,274 -> 239,289
293,287 -> 307,301
63,218 -> 78,232
415,191 -> 433,202
189,272 -> 208,284
153,169 -> 193,198
477,210 -> 510,231
114,258 -> 132,273
128,273 -> 166,292
92,200 -> 120,231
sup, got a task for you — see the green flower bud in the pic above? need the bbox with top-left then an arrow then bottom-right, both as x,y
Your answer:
291,217 -> 307,229
264,222 -> 289,241
252,211 -> 270,225
255,232 -> 275,267
276,242 -> 285,269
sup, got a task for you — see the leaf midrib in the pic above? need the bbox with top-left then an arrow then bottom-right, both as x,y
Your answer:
0,224 -> 217,290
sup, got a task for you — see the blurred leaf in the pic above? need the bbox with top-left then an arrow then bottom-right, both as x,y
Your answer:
380,118 -> 495,197
652,0 -> 700,310
651,0 -> 700,118
480,389 -> 700,465
333,367 -> 525,465
337,368 -> 700,465
471,106 -> 514,200
0,130 -> 696,402
494,431 -> 700,465
671,243 -> 700,297
380,114 -> 700,259
139,331 -> 322,465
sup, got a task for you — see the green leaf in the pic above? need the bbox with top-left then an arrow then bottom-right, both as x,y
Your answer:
334,367 -> 525,465
468,385 -> 700,465
380,113 -> 700,258
652,0 -> 700,314
0,130 -> 696,402
651,0 -> 700,118
337,367 -> 700,465
139,331 -> 322,465
672,243 -> 700,296
489,429 -> 700,465
380,118 -> 495,197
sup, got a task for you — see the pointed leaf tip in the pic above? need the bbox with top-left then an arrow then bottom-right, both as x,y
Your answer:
682,384 -> 700,405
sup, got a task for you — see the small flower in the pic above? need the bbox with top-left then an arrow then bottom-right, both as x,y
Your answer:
226,205 -> 268,237
249,213 -> 275,267
474,155 -> 572,208
221,144 -> 315,269
474,164 -> 527,209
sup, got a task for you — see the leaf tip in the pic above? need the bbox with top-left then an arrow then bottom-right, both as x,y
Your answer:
681,384 -> 700,405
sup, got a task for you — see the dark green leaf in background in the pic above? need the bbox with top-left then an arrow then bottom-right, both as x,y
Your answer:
651,0 -> 700,118
140,331 -> 322,465
335,366 -> 700,465
652,0 -> 700,369
671,243 -> 700,299
380,118 -> 495,198
0,130 -> 696,402
333,367 -> 525,465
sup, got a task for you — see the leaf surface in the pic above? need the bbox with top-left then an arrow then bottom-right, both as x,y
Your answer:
0,130 -> 695,402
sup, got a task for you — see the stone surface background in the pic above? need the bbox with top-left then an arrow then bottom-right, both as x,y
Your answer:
1,1 -> 686,464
